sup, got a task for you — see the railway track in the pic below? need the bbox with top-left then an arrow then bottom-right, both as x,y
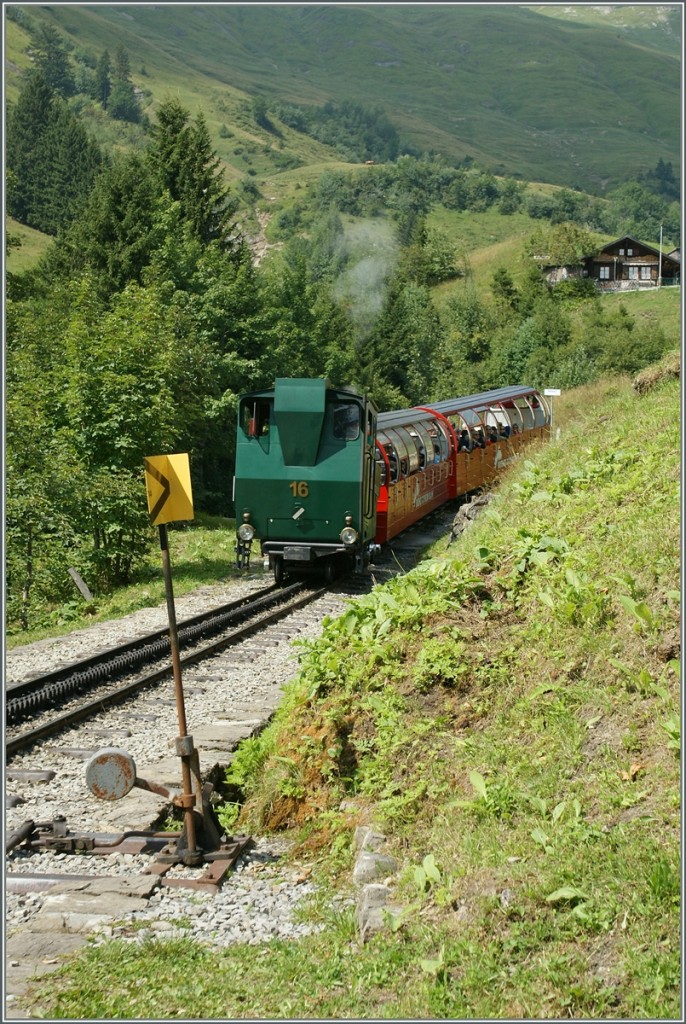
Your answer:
6,581 -> 330,760
6,502 -> 457,763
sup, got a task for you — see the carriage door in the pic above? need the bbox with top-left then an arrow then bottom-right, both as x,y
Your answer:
363,405 -> 378,539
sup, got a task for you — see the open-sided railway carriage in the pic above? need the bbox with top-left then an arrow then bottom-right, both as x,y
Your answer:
234,379 -> 550,583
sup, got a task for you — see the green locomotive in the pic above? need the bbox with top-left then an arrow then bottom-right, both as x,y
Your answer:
234,378 -> 380,583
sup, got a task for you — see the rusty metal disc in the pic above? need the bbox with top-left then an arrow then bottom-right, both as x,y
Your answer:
85,747 -> 137,801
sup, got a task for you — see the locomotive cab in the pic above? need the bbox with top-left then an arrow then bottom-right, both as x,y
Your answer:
234,378 -> 379,583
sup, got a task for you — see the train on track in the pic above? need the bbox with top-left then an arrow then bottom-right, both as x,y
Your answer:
233,378 -> 551,583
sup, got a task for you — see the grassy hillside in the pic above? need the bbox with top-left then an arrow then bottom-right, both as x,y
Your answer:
5,4 -> 680,192
5,216 -> 52,272
30,361 -> 680,1019
526,4 -> 682,57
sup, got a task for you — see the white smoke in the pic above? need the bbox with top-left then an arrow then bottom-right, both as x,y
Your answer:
333,219 -> 399,337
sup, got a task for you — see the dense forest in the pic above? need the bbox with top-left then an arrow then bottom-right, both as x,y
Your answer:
4,18 -> 681,632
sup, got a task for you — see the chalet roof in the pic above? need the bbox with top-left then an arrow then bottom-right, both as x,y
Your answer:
585,235 -> 680,267
597,235 -> 658,256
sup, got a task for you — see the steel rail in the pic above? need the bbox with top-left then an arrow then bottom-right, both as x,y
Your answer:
6,583 -> 281,701
6,583 -> 326,759
6,584 -> 308,724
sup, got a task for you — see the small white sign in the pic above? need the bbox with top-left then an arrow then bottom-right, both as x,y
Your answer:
544,388 -> 561,396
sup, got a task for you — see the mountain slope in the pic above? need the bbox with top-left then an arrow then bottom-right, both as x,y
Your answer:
9,3 -> 681,192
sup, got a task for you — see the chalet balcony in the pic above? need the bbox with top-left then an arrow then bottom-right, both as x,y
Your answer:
595,279 -> 680,292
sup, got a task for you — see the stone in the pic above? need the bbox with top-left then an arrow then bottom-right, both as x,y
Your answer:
353,826 -> 387,852
352,851 -> 399,884
356,884 -> 403,942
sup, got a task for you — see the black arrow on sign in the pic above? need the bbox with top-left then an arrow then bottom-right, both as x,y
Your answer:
144,459 -> 171,524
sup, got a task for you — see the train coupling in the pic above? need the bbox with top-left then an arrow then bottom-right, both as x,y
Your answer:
367,543 -> 382,565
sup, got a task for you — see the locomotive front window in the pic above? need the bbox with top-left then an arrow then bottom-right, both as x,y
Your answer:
240,398 -> 272,437
332,402 -> 360,440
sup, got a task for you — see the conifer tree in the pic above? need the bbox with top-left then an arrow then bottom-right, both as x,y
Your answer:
6,71 -> 56,226
94,49 -> 112,108
6,71 -> 102,234
30,24 -> 75,98
148,100 -> 238,245
108,45 -> 140,122
48,153 -> 158,293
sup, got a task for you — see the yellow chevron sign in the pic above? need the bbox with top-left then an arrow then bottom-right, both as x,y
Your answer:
144,453 -> 194,526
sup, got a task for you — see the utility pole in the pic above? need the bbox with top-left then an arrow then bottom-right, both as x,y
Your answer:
658,224 -> 663,287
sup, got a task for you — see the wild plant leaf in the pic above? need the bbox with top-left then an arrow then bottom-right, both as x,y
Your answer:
637,668 -> 654,688
633,602 -> 655,626
422,853 -> 441,883
546,885 -> 589,903
608,573 -> 637,595
527,795 -> 547,816
540,534 -> 567,551
531,827 -> 551,848
551,801 -> 566,823
341,610 -> 360,634
376,616 -> 393,636
660,715 -> 680,751
530,549 -> 554,566
469,770 -> 488,800
617,594 -> 638,617
414,865 -> 428,891
538,590 -> 555,609
527,682 -> 561,699
420,958 -> 444,975
565,568 -> 581,589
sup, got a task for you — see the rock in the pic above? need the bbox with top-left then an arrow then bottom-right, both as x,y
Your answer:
499,888 -> 515,909
354,826 -> 387,852
357,883 -> 391,911
657,628 -> 680,662
352,851 -> 399,884
450,492 -> 494,541
356,884 -> 403,942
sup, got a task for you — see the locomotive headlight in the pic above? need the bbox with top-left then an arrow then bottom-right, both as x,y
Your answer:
340,526 -> 358,546
238,522 -> 255,542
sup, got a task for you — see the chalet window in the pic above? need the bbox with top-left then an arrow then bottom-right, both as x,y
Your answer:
629,266 -> 639,280
640,266 -> 651,280
619,248 -> 625,255
627,248 -> 633,256
599,266 -> 610,279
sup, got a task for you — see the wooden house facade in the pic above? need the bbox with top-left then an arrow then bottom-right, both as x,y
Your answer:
582,236 -> 680,291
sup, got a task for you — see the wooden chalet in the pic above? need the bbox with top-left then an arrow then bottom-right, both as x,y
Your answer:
582,235 -> 680,291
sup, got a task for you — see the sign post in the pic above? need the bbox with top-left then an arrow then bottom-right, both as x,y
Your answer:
143,454 -> 202,863
544,388 -> 561,439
